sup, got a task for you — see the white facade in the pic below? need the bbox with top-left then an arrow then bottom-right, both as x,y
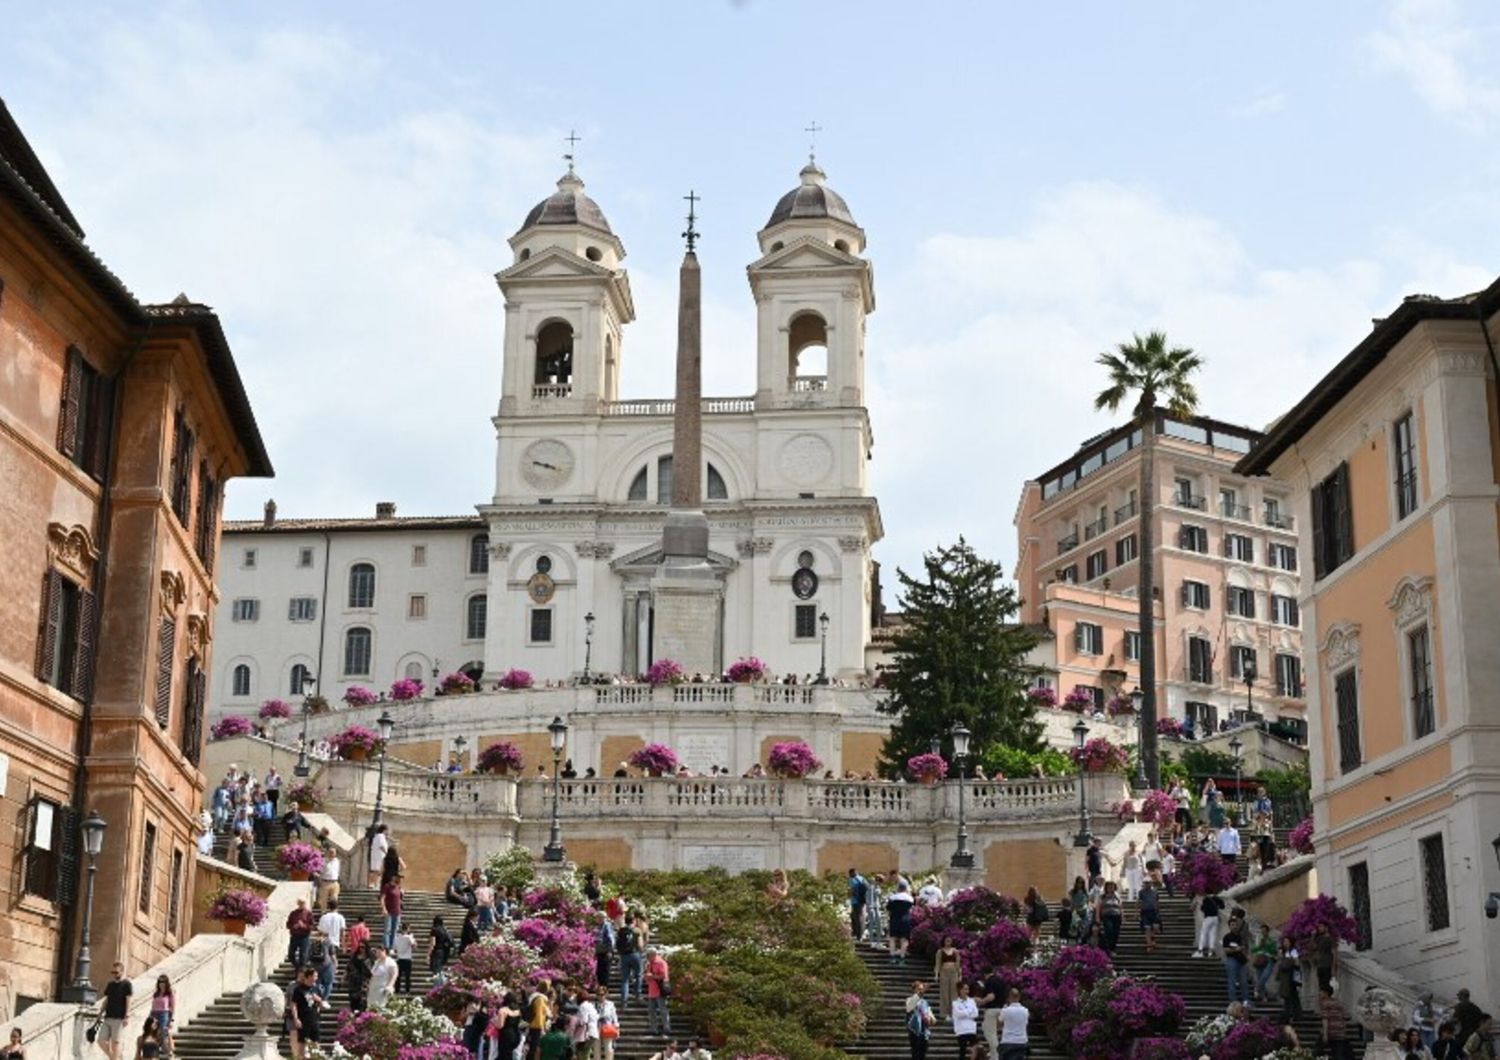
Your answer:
210,160 -> 886,706
480,161 -> 882,682
209,511 -> 493,715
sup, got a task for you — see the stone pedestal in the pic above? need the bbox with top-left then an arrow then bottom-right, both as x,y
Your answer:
652,539 -> 723,676
234,981 -> 286,1060
1354,988 -> 1406,1060
532,860 -> 578,889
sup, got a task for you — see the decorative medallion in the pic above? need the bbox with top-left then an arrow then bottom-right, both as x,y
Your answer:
527,572 -> 556,605
47,523 -> 98,583
778,433 -> 834,487
791,567 -> 819,600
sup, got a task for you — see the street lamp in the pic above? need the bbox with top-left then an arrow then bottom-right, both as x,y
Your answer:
814,611 -> 831,685
1130,685 -> 1148,791
367,709 -> 395,883
543,716 -> 568,863
1072,717 -> 1092,848
581,612 -> 596,685
1242,659 -> 1257,723
294,671 -> 317,778
62,811 -> 106,1003
1228,732 -> 1244,823
949,723 -> 974,868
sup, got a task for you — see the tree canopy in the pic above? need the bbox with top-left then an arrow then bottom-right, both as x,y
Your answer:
878,537 -> 1042,773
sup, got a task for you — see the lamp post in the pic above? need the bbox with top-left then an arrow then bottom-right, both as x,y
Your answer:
1228,732 -> 1244,823
543,716 -> 568,863
367,709 -> 395,884
1130,685 -> 1148,791
62,810 -> 106,1004
1072,717 -> 1092,847
581,612 -> 595,685
294,671 -> 317,778
814,611 -> 830,685
949,723 -> 974,868
1242,658 -> 1257,723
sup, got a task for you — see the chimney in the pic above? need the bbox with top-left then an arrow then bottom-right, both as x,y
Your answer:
375,501 -> 397,520
263,499 -> 277,527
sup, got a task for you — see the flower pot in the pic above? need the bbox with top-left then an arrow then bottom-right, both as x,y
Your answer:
648,769 -> 664,778
294,799 -> 313,812
919,775 -> 939,786
288,869 -> 310,882
345,747 -> 369,762
220,918 -> 247,936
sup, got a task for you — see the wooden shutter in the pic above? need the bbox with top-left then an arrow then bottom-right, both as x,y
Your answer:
1073,624 -> 1085,652
54,804 -> 81,907
57,346 -> 83,457
194,463 -> 219,574
155,616 -> 176,727
87,372 -> 116,481
1333,462 -> 1354,566
34,570 -> 64,683
1310,479 -> 1327,579
182,662 -> 205,766
71,587 -> 97,702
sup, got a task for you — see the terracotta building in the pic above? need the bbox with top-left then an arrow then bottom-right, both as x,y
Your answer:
1238,278 -> 1500,1001
0,99 -> 270,1016
1015,415 -> 1308,739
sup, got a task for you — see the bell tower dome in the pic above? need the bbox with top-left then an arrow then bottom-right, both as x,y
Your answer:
748,160 -> 874,409
495,166 -> 635,416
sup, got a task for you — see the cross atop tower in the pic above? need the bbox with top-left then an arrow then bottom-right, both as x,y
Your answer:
682,190 -> 700,252
564,128 -> 581,173
805,120 -> 822,163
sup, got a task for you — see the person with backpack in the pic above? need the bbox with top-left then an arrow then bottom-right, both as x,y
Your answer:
848,868 -> 869,939
594,917 -> 616,990
617,917 -> 642,1005
906,980 -> 936,1060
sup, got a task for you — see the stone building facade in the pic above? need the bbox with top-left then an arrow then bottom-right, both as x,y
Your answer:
1014,415 -> 1308,739
1238,278 -> 1500,1003
0,99 -> 269,1017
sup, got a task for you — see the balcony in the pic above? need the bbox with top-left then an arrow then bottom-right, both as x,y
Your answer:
1113,501 -> 1138,525
1264,512 -> 1296,532
532,383 -> 572,399
791,376 -> 828,393
1220,502 -> 1251,521
1174,493 -> 1206,510
1083,516 -> 1108,540
1058,532 -> 1080,555
603,396 -> 756,416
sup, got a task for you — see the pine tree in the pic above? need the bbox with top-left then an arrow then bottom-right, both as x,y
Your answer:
878,537 -> 1043,773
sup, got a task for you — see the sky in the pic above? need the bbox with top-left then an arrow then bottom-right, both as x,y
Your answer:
4,1 -> 1500,589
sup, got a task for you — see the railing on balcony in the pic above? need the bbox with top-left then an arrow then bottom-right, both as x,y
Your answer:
791,376 -> 828,393
673,684 -> 737,705
1174,493 -> 1206,510
1083,516 -> 1108,540
1220,502 -> 1251,521
603,396 -> 756,416
1057,533 -> 1080,555
1264,512 -> 1296,531
1113,501 -> 1138,525
532,383 -> 573,399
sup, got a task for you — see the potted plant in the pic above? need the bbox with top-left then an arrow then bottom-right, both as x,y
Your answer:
330,725 -> 383,762
645,658 -> 685,688
1026,686 -> 1058,709
1069,737 -> 1127,773
389,678 -> 424,702
205,885 -> 268,935
767,741 -> 821,779
258,699 -> 292,721
306,694 -> 331,715
477,741 -> 524,776
629,743 -> 679,777
276,841 -> 326,882
498,668 -> 534,691
1105,695 -> 1136,717
1156,716 -> 1187,739
1288,816 -> 1315,855
1280,894 -> 1360,950
209,715 -> 254,741
286,781 -> 324,812
726,657 -> 767,684
906,752 -> 949,785
438,671 -> 476,695
342,685 -> 379,708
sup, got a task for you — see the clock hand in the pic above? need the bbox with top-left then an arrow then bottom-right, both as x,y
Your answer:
532,460 -> 558,471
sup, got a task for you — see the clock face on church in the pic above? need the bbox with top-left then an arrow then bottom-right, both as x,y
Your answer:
520,439 -> 575,490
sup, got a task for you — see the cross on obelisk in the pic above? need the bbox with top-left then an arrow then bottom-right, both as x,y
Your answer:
682,190 -> 700,252
564,129 -> 581,172
805,121 -> 822,163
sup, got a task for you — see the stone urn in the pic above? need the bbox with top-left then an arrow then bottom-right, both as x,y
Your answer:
1353,986 -> 1407,1060
234,981 -> 287,1060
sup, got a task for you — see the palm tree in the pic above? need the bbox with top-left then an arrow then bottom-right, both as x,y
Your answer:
1095,331 -> 1202,790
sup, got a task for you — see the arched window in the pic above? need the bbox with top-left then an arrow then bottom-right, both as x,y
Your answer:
466,595 -> 488,640
469,534 -> 490,575
289,663 -> 311,696
344,627 -> 372,676
707,464 -> 728,501
631,457 -> 728,503
788,311 -> 828,383
403,661 -> 424,681
628,467 -> 648,501
348,563 -> 376,608
535,321 -> 573,386
232,664 -> 251,697
460,660 -> 484,681
657,455 -> 674,504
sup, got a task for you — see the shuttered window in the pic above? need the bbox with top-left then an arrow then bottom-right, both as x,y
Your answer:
35,571 -> 94,700
194,460 -> 219,573
57,348 -> 115,481
155,616 -> 176,728
138,821 -> 156,915
1311,462 -> 1354,579
167,849 -> 185,936
181,659 -> 205,766
1335,669 -> 1362,774
23,799 -> 79,905
168,408 -> 194,526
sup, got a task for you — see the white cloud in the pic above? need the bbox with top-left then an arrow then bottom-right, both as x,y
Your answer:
1367,0 -> 1500,127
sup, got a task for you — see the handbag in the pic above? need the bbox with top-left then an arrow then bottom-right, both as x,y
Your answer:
659,979 -> 672,998
600,1025 -> 619,1040
85,1017 -> 103,1044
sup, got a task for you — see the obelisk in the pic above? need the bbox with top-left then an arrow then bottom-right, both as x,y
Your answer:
651,192 -> 723,675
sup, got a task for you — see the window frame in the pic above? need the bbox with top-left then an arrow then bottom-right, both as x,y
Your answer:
465,594 -> 488,641
231,663 -> 251,698
1393,411 -> 1419,520
1181,580 -> 1210,610
1274,652 -> 1302,697
1269,543 -> 1298,571
288,597 -> 317,622
1418,831 -> 1451,933
1124,630 -> 1142,663
1178,524 -> 1208,554
1334,666 -> 1362,774
1073,622 -> 1104,656
1228,643 -> 1257,681
1226,585 -> 1256,619
289,663 -> 312,697
408,594 -> 427,621
1187,636 -> 1214,684
1115,534 -> 1138,565
1085,549 -> 1108,581
411,544 -> 427,567
347,562 -> 376,609
793,603 -> 818,640
138,820 -> 157,916
242,548 -> 257,569
343,626 -> 374,677
230,598 -> 259,623
468,534 -> 490,576
1348,861 -> 1373,950
1271,593 -> 1299,627
1311,462 -> 1354,579
1224,533 -> 1254,563
297,547 -> 315,569
528,607 -> 554,645
1405,622 -> 1436,739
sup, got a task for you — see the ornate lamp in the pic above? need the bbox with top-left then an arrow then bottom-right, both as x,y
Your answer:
950,722 -> 974,868
1073,717 -> 1092,848
544,716 -> 569,862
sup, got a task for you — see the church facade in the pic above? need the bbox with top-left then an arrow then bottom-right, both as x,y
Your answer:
210,160 -> 884,706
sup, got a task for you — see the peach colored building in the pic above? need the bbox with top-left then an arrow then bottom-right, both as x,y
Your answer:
1015,415 -> 1307,739
1239,278 -> 1500,1001
0,99 -> 270,1016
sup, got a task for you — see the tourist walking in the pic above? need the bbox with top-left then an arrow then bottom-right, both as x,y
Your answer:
1138,879 -> 1161,952
287,966 -> 325,1060
367,824 -> 389,888
1169,780 -> 1191,829
1250,925 -> 1277,1003
1319,985 -> 1353,1060
979,967 -> 1009,1056
98,963 -> 133,1060
596,988 -> 619,1060
1274,936 -> 1301,1024
1096,880 -> 1123,953
905,981 -> 935,1060
393,922 -> 416,994
1066,877 -> 1089,943
381,874 -> 404,950
2,1027 -> 25,1060
287,898 -> 316,967
1193,891 -> 1225,958
849,868 -> 869,938
998,989 -> 1030,1060
1221,913 -> 1250,1005
1217,820 -> 1242,881
135,1016 -> 162,1060
934,938 -> 961,1018
951,981 -> 979,1060
594,917 -> 615,989
1203,779 -> 1225,828
887,882 -> 915,963
366,943 -> 398,1012
318,848 -> 341,911
1022,887 -> 1048,942
149,976 -> 175,1053
1454,989 -> 1484,1048
264,767 -> 283,817
617,917 -> 643,1004
644,949 -> 672,1038
474,875 -> 497,931
1465,1015 -> 1496,1059
1121,841 -> 1143,899
428,915 -> 454,979
459,908 -> 480,955
1414,993 -> 1443,1051
865,873 -> 886,944
1308,923 -> 1338,993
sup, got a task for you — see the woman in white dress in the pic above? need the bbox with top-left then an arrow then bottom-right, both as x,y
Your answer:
1121,840 -> 1144,900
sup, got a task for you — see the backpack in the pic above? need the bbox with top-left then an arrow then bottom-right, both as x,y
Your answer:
617,927 -> 638,955
906,1002 -> 930,1038
852,877 -> 868,905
